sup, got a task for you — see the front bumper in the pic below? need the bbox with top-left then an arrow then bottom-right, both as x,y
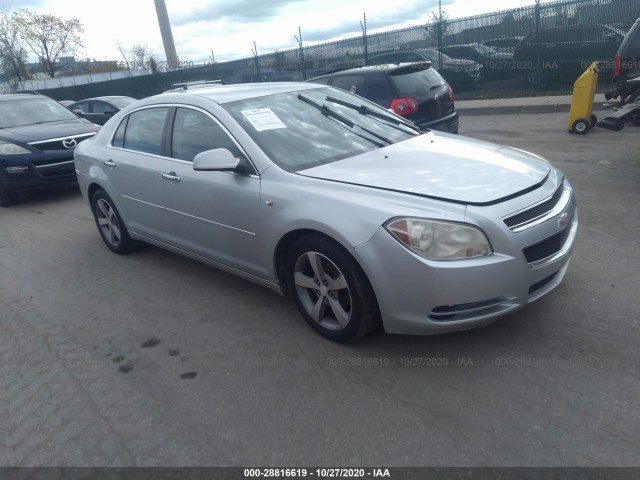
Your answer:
0,151 -> 77,191
354,180 -> 577,335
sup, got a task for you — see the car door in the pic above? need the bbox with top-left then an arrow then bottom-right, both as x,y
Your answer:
158,106 -> 265,277
106,106 -> 173,239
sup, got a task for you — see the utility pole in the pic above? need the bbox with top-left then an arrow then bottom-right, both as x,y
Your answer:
153,0 -> 179,69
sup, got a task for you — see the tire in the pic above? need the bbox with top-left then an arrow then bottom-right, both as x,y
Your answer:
526,66 -> 544,86
285,235 -> 380,342
571,118 -> 590,134
590,114 -> 598,129
91,189 -> 138,254
0,183 -> 18,207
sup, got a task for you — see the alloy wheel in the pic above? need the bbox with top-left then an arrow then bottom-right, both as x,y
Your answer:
293,251 -> 352,331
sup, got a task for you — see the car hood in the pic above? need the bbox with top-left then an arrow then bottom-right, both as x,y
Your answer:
297,132 -> 551,205
0,119 -> 99,144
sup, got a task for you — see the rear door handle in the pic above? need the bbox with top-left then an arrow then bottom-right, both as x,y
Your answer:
161,172 -> 181,183
103,159 -> 115,167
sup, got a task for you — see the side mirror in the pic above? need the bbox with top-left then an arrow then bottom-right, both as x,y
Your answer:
72,109 -> 84,118
193,148 -> 240,171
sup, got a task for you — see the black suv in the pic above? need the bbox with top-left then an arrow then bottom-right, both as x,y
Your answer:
0,93 -> 100,206
607,18 -> 640,104
308,63 -> 459,134
514,24 -> 625,85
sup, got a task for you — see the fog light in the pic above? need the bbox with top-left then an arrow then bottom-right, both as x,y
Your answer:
5,166 -> 29,174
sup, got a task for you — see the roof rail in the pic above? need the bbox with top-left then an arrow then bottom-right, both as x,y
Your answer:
171,79 -> 226,90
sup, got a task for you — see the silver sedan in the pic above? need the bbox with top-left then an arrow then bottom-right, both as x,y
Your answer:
74,83 -> 577,341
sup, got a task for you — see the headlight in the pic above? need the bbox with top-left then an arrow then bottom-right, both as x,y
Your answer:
385,218 -> 492,260
0,141 -> 30,155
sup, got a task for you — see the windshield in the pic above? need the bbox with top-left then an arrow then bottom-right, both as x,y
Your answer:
222,87 -> 417,172
0,97 -> 79,128
420,49 -> 453,61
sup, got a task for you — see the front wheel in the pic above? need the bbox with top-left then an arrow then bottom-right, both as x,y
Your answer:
0,183 -> 18,207
91,189 -> 138,254
286,235 -> 380,342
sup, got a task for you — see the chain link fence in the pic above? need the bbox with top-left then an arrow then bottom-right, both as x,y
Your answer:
39,0 -> 640,101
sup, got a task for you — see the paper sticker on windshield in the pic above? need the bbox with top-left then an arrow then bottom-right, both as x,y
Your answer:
241,108 -> 287,131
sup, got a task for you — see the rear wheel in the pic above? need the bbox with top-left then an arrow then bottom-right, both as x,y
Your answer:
91,189 -> 138,254
0,183 -> 18,207
286,235 -> 380,342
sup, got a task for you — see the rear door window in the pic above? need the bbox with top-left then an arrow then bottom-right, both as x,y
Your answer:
122,107 -> 169,155
331,74 -> 368,96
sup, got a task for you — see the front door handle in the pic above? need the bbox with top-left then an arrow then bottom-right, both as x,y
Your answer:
161,172 -> 181,183
103,159 -> 115,167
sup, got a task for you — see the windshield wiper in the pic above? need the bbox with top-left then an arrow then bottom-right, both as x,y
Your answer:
298,94 -> 392,147
324,96 -> 422,134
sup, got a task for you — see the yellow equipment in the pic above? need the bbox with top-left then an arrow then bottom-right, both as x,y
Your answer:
568,61 -> 599,134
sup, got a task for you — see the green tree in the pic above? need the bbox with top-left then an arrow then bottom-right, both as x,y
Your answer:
16,9 -> 84,78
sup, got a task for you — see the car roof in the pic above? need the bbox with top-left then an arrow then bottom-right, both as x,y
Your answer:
311,63 -> 429,79
442,43 -> 481,48
147,82 -> 325,105
0,93 -> 49,102
72,96 -> 132,102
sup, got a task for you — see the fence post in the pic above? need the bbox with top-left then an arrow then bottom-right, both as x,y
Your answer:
294,27 -> 306,80
251,42 -> 262,82
361,13 -> 368,66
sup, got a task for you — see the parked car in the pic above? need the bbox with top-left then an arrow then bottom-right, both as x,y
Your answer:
0,92 -> 99,207
606,18 -> 640,104
308,63 -> 458,134
67,96 -> 137,126
441,43 -> 513,78
481,37 -> 524,55
514,24 -> 625,85
75,83 -> 577,342
392,46 -> 483,90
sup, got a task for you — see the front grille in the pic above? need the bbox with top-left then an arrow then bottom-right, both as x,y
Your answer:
30,133 -> 95,151
504,181 -> 564,229
34,160 -> 76,177
523,222 -> 572,264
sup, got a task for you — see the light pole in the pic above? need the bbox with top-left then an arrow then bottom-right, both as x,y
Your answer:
153,0 -> 179,69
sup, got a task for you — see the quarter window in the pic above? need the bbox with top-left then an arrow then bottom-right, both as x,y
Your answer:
122,107 -> 168,155
171,108 -> 240,162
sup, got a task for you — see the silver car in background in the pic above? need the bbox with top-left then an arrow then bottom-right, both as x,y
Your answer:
74,83 -> 577,342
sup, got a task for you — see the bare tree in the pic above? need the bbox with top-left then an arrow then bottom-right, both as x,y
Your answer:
115,39 -> 132,75
0,10 -> 29,88
130,43 -> 154,69
16,9 -> 84,78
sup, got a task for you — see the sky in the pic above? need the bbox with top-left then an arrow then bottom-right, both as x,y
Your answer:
2,0 -> 555,64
